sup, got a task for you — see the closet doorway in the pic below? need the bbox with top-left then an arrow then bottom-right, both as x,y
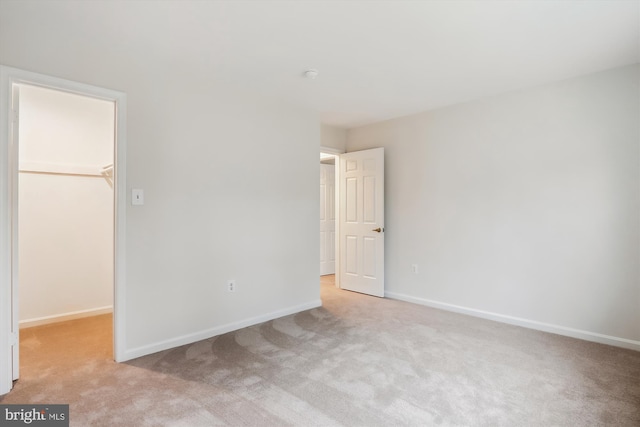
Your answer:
17,84 -> 115,373
0,66 -> 126,395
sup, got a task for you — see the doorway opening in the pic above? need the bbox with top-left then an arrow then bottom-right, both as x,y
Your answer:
0,66 -> 127,395
320,147 -> 386,298
320,150 -> 341,292
320,152 -> 337,278
16,83 -> 115,375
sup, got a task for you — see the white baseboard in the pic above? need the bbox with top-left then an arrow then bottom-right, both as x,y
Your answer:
20,306 -> 113,329
385,291 -> 640,352
120,299 -> 323,362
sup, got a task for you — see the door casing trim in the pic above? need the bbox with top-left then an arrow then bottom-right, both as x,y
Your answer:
0,65 -> 127,395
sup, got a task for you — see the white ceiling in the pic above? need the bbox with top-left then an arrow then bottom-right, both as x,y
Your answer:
2,0 -> 638,129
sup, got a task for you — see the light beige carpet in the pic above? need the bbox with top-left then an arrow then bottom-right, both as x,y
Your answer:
2,275 -> 639,426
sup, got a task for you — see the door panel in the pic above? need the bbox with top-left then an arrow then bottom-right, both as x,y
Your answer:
345,178 -> 357,222
363,237 -> 376,278
363,176 -> 376,223
345,235 -> 358,274
339,148 -> 384,297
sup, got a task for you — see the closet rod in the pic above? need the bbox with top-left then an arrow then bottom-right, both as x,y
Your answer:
19,162 -> 113,178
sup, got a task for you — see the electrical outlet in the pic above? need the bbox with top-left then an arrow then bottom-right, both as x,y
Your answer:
411,264 -> 418,274
227,280 -> 236,292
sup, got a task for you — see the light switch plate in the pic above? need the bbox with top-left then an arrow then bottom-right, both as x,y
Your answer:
132,189 -> 144,205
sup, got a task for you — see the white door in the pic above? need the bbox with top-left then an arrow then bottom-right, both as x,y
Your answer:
320,163 -> 336,275
339,148 -> 384,297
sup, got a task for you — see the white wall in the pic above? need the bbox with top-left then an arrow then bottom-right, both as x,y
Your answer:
347,64 -> 640,346
321,124 -> 347,152
0,8 -> 320,359
18,85 -> 114,325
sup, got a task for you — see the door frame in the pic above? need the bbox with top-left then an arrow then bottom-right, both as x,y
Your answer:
320,146 -> 343,289
0,66 -> 128,395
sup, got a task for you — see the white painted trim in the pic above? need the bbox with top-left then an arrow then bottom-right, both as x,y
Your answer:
386,291 -> 640,352
120,299 -> 322,362
320,145 -> 344,155
10,82 -> 18,381
19,306 -> 113,329
333,153 -> 341,289
0,66 -> 13,395
0,65 -> 127,395
113,81 -> 127,364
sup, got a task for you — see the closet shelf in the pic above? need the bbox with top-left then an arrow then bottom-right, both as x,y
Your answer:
19,162 -> 113,178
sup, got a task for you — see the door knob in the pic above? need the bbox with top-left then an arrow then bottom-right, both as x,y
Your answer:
372,227 -> 382,233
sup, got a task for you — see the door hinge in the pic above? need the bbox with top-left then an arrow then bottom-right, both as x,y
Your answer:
11,109 -> 18,123
9,332 -> 17,346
